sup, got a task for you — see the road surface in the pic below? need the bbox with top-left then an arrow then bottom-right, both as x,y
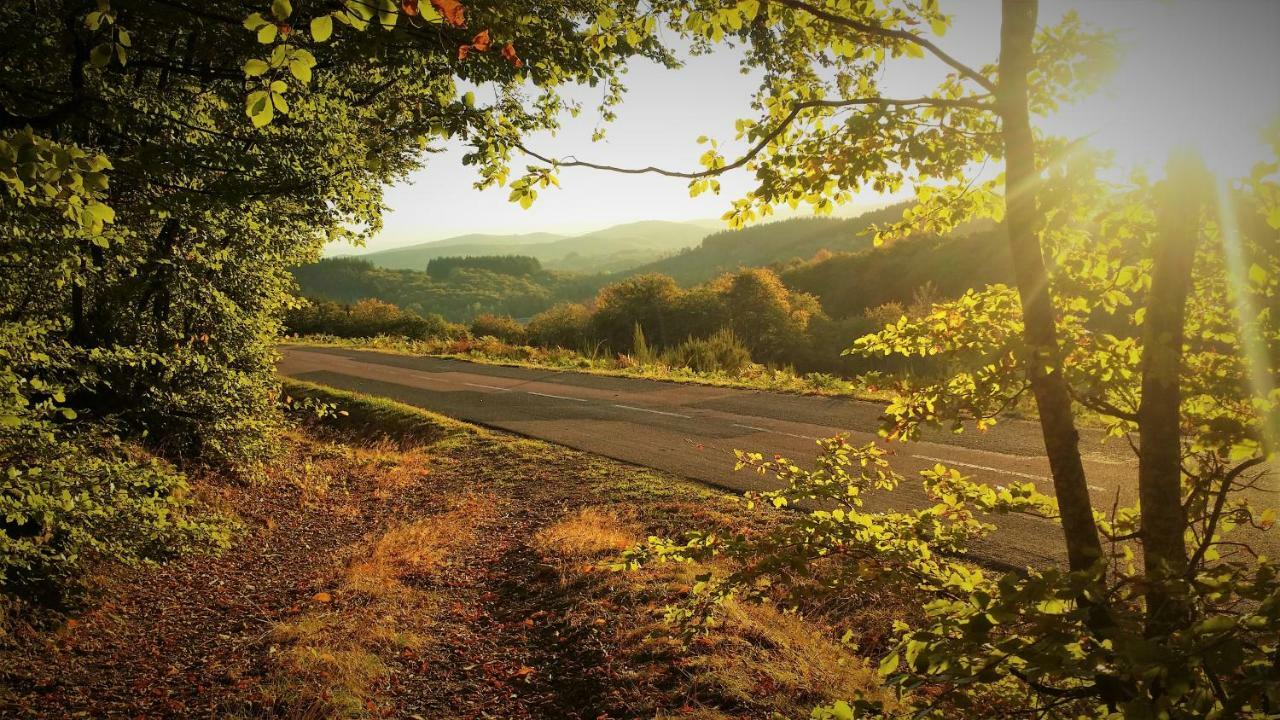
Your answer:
277,345 -> 1262,569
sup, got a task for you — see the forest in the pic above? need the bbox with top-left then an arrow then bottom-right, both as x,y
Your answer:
2,1 -> 1278,718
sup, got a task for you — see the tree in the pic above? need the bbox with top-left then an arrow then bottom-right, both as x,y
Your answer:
517,0 -> 1117,574
629,149 -> 1280,716
591,273 -> 685,350
712,267 -> 816,363
561,0 -> 1278,714
0,0 -> 655,593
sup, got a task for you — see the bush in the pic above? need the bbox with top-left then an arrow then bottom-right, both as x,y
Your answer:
663,328 -> 752,375
0,324 -> 230,604
285,298 -> 465,341
526,303 -> 593,350
468,313 -> 527,344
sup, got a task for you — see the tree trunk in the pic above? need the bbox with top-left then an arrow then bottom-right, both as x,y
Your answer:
1138,153 -> 1206,632
997,0 -> 1103,571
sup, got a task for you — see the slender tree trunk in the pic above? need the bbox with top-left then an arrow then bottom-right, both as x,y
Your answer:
997,0 -> 1103,571
1138,153 -> 1206,632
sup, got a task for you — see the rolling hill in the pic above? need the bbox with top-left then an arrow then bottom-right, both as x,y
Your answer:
620,204 -> 908,286
352,221 -> 710,274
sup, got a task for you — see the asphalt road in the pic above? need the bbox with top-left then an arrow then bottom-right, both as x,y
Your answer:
277,345 -> 1257,569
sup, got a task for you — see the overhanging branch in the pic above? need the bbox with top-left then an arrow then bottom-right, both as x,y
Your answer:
516,95 -> 991,179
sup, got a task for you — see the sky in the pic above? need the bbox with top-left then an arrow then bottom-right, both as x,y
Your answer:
338,0 -> 1280,255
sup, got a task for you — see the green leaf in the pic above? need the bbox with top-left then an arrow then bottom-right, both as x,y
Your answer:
246,90 -> 273,126
271,0 -> 293,21
257,23 -> 278,44
89,43 -> 113,67
289,59 -> 312,83
1248,262 -> 1269,287
878,651 -> 900,676
310,15 -> 333,42
243,12 -> 268,31
243,59 -> 270,76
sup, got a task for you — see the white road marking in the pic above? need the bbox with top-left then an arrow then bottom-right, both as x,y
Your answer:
526,391 -> 587,402
732,422 -> 816,440
782,432 -> 818,440
613,404 -> 691,419
733,423 -> 771,433
405,370 -> 452,384
463,382 -> 509,391
911,454 -> 1107,492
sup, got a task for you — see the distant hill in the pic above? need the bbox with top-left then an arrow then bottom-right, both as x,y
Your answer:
622,204 -> 908,286
353,221 -> 709,274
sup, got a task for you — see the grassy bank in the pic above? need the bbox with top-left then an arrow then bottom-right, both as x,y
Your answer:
2,380 -> 910,718
284,334 -> 899,403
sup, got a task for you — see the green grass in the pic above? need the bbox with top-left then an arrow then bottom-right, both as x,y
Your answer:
283,335 -> 898,403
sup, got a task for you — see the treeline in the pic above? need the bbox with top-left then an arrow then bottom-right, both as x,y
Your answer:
426,254 -> 541,279
285,298 -> 467,340
290,266 -> 939,377
292,257 -> 605,321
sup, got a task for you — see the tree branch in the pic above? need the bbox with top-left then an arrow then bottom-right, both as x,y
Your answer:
1185,456 -> 1267,575
772,0 -> 998,94
516,95 -> 991,179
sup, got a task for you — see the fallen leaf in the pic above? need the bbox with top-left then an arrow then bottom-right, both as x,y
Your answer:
312,591 -> 332,603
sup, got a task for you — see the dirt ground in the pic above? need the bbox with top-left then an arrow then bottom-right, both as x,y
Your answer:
0,383 -> 899,719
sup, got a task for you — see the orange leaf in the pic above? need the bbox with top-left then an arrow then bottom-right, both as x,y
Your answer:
501,42 -> 522,68
312,591 -> 332,603
514,665 -> 535,677
458,45 -> 470,61
430,0 -> 465,27
470,29 -> 491,51
402,0 -> 419,16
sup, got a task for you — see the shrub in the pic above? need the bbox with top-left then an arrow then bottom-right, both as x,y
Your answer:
468,313 -> 527,344
526,303 -> 593,349
663,328 -> 752,375
0,324 -> 230,604
286,298 -> 464,341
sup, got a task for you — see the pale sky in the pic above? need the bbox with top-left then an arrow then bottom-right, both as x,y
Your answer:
340,0 -> 1280,255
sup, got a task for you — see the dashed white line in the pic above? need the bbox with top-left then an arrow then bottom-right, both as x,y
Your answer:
613,404 -> 691,419
404,370 -> 452,384
463,382 -> 509,391
732,422 -> 815,440
911,454 -> 1107,492
526,391 -> 588,403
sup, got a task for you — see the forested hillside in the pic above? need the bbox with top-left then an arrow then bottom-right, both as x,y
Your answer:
780,227 -> 1015,318
626,205 -> 907,285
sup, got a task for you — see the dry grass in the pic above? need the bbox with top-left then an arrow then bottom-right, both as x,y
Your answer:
532,504 -> 896,716
534,507 -> 639,559
258,455 -> 499,719
688,600 -> 893,713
